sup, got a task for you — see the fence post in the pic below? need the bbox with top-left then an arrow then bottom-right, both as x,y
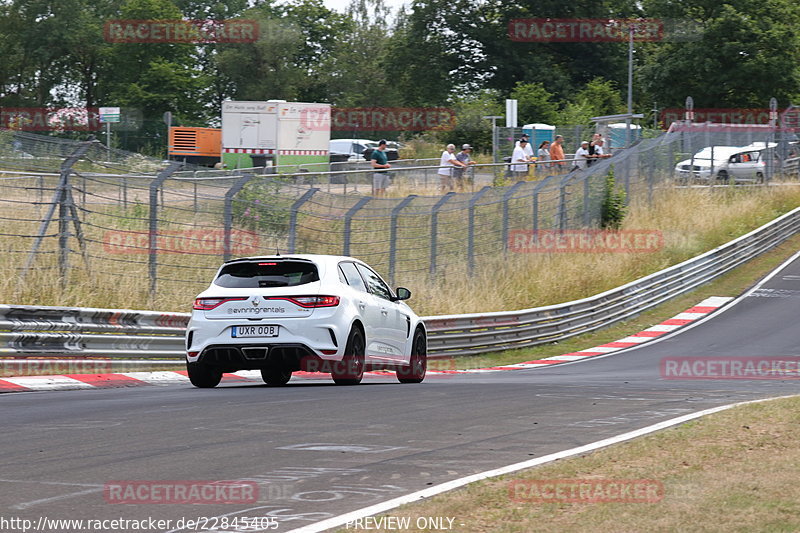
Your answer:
502,181 -> 526,252
468,186 -> 491,275
557,173 -> 579,231
582,175 -> 591,227
388,194 -> 417,286
22,140 -> 95,282
222,172 -> 256,262
531,175 -> 554,237
287,188 -> 319,253
647,150 -> 656,205
343,196 -> 372,256
148,162 -> 183,299
429,192 -> 456,276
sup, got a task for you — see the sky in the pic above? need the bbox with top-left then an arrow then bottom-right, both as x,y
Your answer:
322,0 -> 409,15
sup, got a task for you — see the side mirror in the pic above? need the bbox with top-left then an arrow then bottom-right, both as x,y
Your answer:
394,287 -> 411,301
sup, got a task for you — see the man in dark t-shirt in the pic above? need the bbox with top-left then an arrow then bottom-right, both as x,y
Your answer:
370,139 -> 391,196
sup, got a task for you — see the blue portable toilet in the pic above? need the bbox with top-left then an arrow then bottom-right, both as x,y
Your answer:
607,123 -> 642,150
522,123 -> 555,151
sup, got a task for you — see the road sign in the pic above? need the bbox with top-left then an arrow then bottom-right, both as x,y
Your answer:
99,107 -> 121,123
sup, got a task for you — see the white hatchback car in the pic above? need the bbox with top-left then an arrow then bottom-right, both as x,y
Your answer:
185,255 -> 427,387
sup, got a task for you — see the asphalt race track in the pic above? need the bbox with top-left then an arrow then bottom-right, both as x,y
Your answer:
2,253 -> 800,532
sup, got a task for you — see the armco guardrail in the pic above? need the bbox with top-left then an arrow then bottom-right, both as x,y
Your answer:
0,307 -> 187,358
2,206 -> 799,360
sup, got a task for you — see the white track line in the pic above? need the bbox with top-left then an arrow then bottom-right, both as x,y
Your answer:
286,395 -> 799,533
550,248 -> 800,369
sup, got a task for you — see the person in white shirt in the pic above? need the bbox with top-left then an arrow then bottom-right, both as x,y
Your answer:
573,140 -> 591,171
593,137 -> 610,160
515,134 -> 535,176
438,144 -> 465,193
511,139 -> 531,178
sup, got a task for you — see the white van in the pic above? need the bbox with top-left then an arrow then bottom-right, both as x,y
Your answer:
675,143 -> 777,183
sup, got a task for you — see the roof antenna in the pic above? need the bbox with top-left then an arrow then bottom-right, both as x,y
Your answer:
275,246 -> 281,256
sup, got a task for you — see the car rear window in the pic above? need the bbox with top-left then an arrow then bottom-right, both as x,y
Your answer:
214,260 -> 319,288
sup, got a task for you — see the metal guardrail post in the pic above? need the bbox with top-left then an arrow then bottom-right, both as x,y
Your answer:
429,192 -> 456,276
468,186 -> 491,275
388,194 -> 417,286
148,162 -> 183,299
502,181 -> 526,252
287,188 -> 319,253
343,196 -> 371,256
223,173 -> 256,262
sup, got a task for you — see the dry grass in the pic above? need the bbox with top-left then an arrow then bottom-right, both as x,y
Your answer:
337,396 -> 800,532
1,181 -> 799,315
412,184 -> 800,316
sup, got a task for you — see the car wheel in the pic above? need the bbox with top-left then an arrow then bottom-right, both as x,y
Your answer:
332,327 -> 365,385
187,362 -> 222,388
397,329 -> 427,384
756,172 -> 765,183
261,366 -> 292,386
716,170 -> 728,182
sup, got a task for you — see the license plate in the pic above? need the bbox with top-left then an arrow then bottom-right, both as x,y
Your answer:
232,325 -> 279,338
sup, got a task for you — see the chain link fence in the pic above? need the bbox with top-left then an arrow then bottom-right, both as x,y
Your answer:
1,127 -> 798,307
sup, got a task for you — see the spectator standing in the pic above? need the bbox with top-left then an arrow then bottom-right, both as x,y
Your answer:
454,144 -> 476,191
511,139 -> 531,179
549,135 -> 566,171
587,133 -> 602,167
537,140 -> 551,171
593,137 -> 610,161
370,139 -> 391,196
438,143 -> 465,193
516,133 -> 535,177
573,140 -> 591,171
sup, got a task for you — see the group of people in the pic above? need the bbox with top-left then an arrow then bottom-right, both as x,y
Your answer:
437,143 -> 477,193
511,133 -> 611,178
370,132 -> 614,196
370,139 -> 477,195
572,133 -> 612,171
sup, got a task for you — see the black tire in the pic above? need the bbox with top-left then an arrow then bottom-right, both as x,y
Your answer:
756,172 -> 765,184
397,329 -> 427,384
187,362 -> 222,388
716,170 -> 729,183
261,366 -> 292,386
332,327 -> 365,385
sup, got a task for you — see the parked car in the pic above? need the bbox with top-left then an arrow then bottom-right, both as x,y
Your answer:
674,143 -> 778,183
329,139 -> 400,162
185,254 -> 427,387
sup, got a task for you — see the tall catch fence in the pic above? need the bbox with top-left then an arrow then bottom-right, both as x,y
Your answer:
1,127 -> 798,307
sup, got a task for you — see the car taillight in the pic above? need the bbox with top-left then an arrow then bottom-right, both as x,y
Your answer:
266,296 -> 340,308
193,297 -> 247,310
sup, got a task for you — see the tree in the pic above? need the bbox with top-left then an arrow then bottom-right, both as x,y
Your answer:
510,82 -> 560,125
385,0 -> 464,106
638,0 -> 800,108
318,0 -> 397,107
98,0 -> 207,151
431,90 -> 503,152
558,77 -> 625,124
